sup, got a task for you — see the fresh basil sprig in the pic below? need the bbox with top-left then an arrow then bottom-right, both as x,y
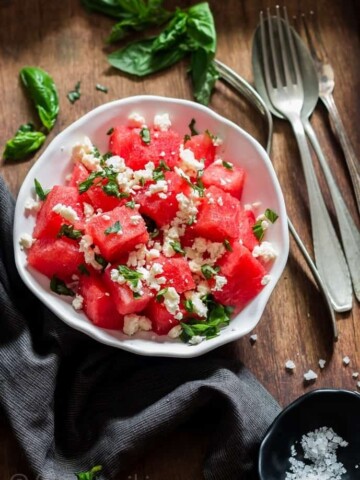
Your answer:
3,124 -> 46,161
20,67 -> 59,131
75,465 -> 102,480
50,276 -> 75,297
106,2 -> 218,105
57,224 -> 83,240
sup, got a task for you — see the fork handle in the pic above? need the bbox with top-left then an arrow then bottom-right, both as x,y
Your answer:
288,113 -> 352,312
321,93 -> 360,215
304,118 -> 360,301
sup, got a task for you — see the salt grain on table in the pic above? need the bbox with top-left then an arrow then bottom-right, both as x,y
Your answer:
285,426 -> 349,480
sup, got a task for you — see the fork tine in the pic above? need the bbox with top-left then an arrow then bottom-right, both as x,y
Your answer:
260,11 -> 274,93
283,6 -> 302,87
267,8 -> 282,88
276,5 -> 292,87
300,13 -> 320,62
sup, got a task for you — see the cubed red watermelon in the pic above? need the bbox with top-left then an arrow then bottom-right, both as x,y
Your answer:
85,178 -> 126,212
213,242 -> 266,312
28,237 -> 84,280
145,298 -> 180,335
109,126 -> 181,170
184,133 -> 216,168
202,162 -> 246,199
85,205 -> 149,262
33,186 -> 84,239
238,209 -> 259,252
135,171 -> 189,227
103,265 -> 152,315
69,162 -> 90,189
79,274 -> 123,329
154,255 -> 195,293
193,186 -> 241,241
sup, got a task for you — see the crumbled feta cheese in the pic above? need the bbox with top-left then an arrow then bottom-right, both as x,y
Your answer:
261,219 -> 270,230
352,372 -> 359,379
83,202 -> 94,218
250,334 -> 258,344
153,113 -> 171,131
214,159 -> 223,165
19,233 -> 35,250
147,179 -> 168,196
261,275 -> 271,286
130,215 -> 142,225
24,198 -> 41,214
123,314 -> 152,336
102,214 -> 111,221
217,197 -> 224,207
213,275 -> 227,292
168,325 -> 182,339
189,335 -> 203,345
79,234 -> 103,271
72,294 -> 84,311
158,193 -> 167,199
212,136 -> 223,146
162,287 -> 180,315
179,147 -> 203,174
185,291 -> 208,318
319,359 -> 326,369
285,360 -> 296,371
252,242 -> 278,262
128,112 -> 146,128
105,155 -> 126,172
52,203 -> 79,223
304,369 -> 318,381
343,356 -> 350,366
71,137 -> 101,171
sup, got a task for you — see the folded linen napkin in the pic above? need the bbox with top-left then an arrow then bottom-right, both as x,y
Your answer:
0,175 -> 280,480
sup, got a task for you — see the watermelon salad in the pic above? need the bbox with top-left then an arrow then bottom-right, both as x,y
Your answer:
19,112 -> 279,345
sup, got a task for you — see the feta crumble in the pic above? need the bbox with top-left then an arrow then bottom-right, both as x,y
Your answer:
342,356 -> 350,366
153,113 -> 171,131
285,360 -> 296,371
19,233 -> 35,250
303,369 -> 318,382
252,241 -> 278,262
128,112 -> 146,128
250,334 -> 258,344
72,294 -> 84,311
79,234 -> 103,271
123,314 -> 152,336
319,359 -> 326,369
52,203 -> 79,223
168,325 -> 182,339
24,198 -> 41,214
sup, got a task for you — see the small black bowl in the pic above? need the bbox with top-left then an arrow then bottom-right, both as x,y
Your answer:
258,389 -> 360,479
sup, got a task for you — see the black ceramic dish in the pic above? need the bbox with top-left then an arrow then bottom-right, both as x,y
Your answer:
258,389 -> 360,479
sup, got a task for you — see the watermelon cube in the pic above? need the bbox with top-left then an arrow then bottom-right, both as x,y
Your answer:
109,126 -> 181,170
202,162 -> 246,199
135,171 -> 189,227
79,274 -> 123,329
103,265 -> 152,315
213,242 -> 266,312
33,186 -> 84,239
155,255 -> 195,293
85,205 -> 149,262
85,178 -> 126,212
28,237 -> 84,280
238,209 -> 259,252
193,186 -> 241,241
145,298 -> 180,335
184,133 -> 216,168
69,162 -> 90,189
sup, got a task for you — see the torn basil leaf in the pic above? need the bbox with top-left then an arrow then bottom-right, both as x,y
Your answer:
104,220 -> 122,235
67,81 -> 81,104
3,128 -> 46,161
50,276 -> 75,297
57,224 -> 83,240
34,178 -> 50,201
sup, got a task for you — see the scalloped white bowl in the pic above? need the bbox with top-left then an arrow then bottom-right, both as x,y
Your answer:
14,95 -> 289,357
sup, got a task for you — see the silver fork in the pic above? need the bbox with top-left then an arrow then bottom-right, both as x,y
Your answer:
259,6 -> 352,312
301,12 -> 360,215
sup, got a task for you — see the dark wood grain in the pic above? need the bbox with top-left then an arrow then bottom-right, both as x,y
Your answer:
0,0 -> 359,479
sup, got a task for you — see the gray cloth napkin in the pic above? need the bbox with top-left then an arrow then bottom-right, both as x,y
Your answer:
0,175 -> 280,480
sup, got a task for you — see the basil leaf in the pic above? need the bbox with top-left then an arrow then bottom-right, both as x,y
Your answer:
108,37 -> 188,76
95,83 -> 108,93
201,264 -> 220,279
81,0 -> 134,18
104,220 -> 122,235
184,299 -> 194,313
140,127 -> 151,144
188,118 -> 198,136
156,287 -> 168,302
94,253 -> 108,268
265,208 -> 279,223
50,276 -> 75,297
222,160 -> 233,170
187,2 -> 217,53
190,47 -> 219,105
223,239 -> 232,252
170,241 -> 185,255
152,10 -> 188,52
78,264 -> 90,276
106,127 -> 114,135
3,129 -> 46,161
20,67 -> 59,131
34,178 -> 50,201
125,200 -> 136,209
67,81 -> 81,104
252,221 -> 264,241
57,224 -> 83,240
17,122 -> 35,133
117,265 -> 143,289
153,160 -> 170,181
75,465 -> 102,480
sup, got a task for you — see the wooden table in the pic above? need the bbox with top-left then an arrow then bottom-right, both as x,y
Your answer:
1,0 -> 359,478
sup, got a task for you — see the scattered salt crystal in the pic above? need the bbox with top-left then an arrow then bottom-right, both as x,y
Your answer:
319,359 -> 326,369
285,360 -> 296,371
285,427 -> 348,480
304,369 -> 318,382
343,356 -> 350,366
352,372 -> 359,379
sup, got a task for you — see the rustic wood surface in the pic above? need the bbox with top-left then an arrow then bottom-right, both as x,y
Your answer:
0,0 -> 359,478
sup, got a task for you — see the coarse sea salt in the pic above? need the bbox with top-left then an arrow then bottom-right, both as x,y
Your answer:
285,426 -> 348,480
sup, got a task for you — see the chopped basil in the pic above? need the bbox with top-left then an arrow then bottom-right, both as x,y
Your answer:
50,276 -> 75,297
201,264 -> 220,279
67,81 -> 81,104
140,127 -> 151,144
184,299 -> 194,313
265,208 -> 279,223
95,83 -> 108,93
188,118 -> 198,136
34,178 -> 50,201
187,216 -> 196,226
184,134 -> 191,143
57,224 -> 83,240
156,287 -> 169,302
78,167 -> 129,199
117,265 -> 143,289
92,145 -> 101,158
180,297 -> 233,343
170,241 -> 185,255
139,177 -> 145,186
150,228 -> 160,239
125,200 -> 136,209
153,160 -> 170,182
222,160 -> 233,170
75,465 -> 102,480
252,221 -> 265,241
223,239 -> 232,252
78,264 -> 90,276
184,176 -> 205,197
94,253 -> 107,268
104,220 -> 122,235
106,127 -> 114,135
133,292 -> 142,298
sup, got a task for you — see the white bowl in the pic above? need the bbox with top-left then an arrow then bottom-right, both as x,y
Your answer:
14,95 -> 289,358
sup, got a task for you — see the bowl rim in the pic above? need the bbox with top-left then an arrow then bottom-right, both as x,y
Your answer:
14,94 -> 289,357
258,388 -> 360,478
